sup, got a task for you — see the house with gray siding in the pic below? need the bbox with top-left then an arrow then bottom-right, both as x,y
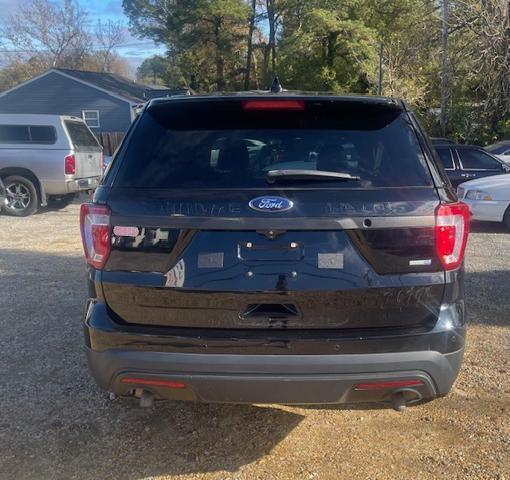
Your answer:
0,68 -> 189,133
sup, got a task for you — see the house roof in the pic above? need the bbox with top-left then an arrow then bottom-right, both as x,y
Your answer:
52,68 -> 188,103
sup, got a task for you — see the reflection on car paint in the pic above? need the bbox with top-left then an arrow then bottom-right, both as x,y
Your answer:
165,259 -> 185,288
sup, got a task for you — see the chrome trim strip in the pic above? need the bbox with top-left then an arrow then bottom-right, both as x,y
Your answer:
111,215 -> 436,230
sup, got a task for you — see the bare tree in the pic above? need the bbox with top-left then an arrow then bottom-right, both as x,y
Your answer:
95,20 -> 126,73
263,0 -> 279,84
450,0 -> 510,132
256,0 -> 283,86
0,0 -> 91,69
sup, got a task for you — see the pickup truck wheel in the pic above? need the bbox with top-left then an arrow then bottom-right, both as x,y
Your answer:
3,175 -> 39,217
47,193 -> 76,210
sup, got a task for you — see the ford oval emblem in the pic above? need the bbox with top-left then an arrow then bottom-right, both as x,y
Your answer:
249,196 -> 294,213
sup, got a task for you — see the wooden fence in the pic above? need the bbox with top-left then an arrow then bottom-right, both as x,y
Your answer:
94,132 -> 125,156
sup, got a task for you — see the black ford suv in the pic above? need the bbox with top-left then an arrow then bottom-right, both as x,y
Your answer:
81,94 -> 469,410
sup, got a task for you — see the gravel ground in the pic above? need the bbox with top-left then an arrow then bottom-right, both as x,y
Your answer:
0,204 -> 509,480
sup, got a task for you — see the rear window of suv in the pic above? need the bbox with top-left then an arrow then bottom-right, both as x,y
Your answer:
114,99 -> 432,189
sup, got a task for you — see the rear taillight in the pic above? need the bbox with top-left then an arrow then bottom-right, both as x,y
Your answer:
65,154 -> 76,175
435,202 -> 470,270
80,204 -> 111,269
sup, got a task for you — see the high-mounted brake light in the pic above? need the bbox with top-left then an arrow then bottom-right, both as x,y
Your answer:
65,153 -> 76,175
80,203 -> 111,269
435,202 -> 470,270
242,99 -> 305,111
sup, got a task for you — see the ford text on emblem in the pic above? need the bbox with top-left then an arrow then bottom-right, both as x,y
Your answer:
249,196 -> 294,212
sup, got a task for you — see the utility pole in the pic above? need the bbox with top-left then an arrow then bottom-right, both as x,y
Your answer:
440,0 -> 448,136
377,42 -> 384,96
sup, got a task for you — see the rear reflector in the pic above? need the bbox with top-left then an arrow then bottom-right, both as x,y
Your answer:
242,99 -> 305,111
65,154 -> 76,175
121,378 -> 187,389
435,202 -> 470,270
80,203 -> 111,269
354,380 -> 424,391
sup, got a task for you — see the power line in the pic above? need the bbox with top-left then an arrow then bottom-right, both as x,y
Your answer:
0,37 -> 160,54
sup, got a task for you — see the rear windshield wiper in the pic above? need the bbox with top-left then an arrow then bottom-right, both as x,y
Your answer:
266,169 -> 360,184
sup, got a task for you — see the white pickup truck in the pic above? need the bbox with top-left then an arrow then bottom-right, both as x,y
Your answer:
0,114 -> 103,216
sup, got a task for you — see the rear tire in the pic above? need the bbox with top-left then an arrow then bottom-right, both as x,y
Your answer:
3,175 -> 39,217
503,206 -> 510,232
47,193 -> 76,210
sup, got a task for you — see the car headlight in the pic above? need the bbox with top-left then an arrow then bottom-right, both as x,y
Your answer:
465,190 -> 493,201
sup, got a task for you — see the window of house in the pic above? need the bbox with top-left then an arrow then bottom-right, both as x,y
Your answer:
82,110 -> 100,128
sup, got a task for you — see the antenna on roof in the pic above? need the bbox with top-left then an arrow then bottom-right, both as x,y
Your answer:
270,76 -> 283,93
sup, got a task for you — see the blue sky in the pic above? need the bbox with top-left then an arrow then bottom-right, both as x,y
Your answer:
0,0 -> 165,72
82,0 -> 165,69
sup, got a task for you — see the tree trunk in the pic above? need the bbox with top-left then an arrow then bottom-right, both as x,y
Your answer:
244,0 -> 257,90
102,52 -> 110,73
252,45 -> 260,89
266,0 -> 277,84
440,0 -> 448,136
377,42 -> 384,95
326,32 -> 338,69
216,54 -> 225,90
262,43 -> 270,86
214,18 -> 225,90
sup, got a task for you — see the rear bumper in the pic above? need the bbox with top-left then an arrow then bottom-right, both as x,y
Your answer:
84,300 -> 466,405
86,347 -> 463,404
66,176 -> 101,192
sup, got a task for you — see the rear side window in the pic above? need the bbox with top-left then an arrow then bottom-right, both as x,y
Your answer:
0,125 -> 56,144
458,149 -> 501,170
28,126 -> 56,143
114,100 -> 433,189
65,121 -> 99,148
0,125 -> 29,143
436,148 -> 454,169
